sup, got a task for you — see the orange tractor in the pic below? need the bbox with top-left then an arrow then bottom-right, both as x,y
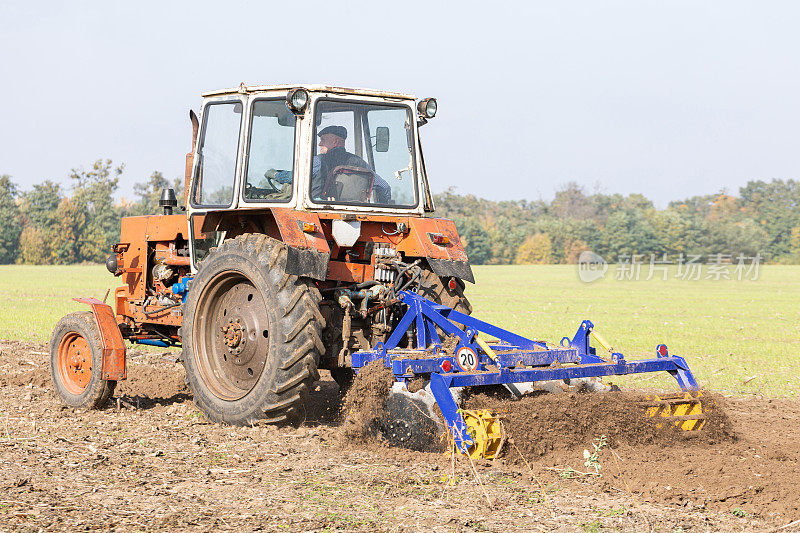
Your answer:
50,84 -> 473,425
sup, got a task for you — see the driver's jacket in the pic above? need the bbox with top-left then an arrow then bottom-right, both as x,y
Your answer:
274,146 -> 392,203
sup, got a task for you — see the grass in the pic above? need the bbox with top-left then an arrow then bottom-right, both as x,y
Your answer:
0,263 -> 797,397
470,264 -> 800,397
0,265 -> 119,343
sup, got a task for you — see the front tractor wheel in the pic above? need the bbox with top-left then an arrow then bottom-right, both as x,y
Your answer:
182,234 -> 324,426
49,312 -> 116,409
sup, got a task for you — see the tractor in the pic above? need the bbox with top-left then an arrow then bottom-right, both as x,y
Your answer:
50,84 -> 705,459
51,84 -> 472,422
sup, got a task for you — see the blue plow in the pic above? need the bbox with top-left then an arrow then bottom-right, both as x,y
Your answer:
351,290 -> 703,459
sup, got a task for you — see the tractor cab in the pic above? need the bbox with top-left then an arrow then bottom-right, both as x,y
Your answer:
187,84 -> 436,216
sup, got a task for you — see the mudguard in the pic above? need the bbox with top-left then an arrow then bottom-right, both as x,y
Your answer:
402,218 -> 475,283
427,257 -> 475,284
73,297 -> 127,381
270,207 -> 331,280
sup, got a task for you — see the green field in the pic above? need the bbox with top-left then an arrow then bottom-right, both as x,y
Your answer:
469,265 -> 799,397
1,264 -> 797,397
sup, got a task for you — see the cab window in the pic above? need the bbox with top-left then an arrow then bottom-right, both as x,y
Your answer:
192,101 -> 242,207
190,213 -> 224,264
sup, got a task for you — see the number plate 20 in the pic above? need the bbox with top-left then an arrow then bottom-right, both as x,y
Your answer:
456,346 -> 479,372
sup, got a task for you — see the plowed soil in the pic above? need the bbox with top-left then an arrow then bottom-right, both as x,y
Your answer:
1,339 -> 798,532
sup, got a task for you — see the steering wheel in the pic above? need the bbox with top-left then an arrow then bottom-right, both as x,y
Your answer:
244,182 -> 279,200
264,174 -> 281,192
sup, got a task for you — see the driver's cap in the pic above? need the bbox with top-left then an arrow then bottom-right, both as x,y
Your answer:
317,125 -> 347,140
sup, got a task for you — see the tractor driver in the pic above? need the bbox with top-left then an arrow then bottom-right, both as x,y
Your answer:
311,125 -> 392,203
265,125 -> 392,203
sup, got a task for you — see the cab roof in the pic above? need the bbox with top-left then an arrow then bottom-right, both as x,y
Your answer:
201,83 -> 416,100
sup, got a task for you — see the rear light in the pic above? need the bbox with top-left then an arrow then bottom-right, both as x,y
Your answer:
657,344 -> 669,357
448,278 -> 457,290
441,360 -> 452,372
429,233 -> 449,245
301,222 -> 317,233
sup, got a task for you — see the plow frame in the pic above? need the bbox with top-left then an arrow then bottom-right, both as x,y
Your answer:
351,291 -> 700,454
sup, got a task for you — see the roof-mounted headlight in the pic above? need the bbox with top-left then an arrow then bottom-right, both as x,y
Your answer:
286,88 -> 309,115
418,98 -> 437,119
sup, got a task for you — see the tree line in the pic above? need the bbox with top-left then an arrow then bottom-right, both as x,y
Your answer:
0,159 -> 798,265
434,180 -> 800,265
0,160 -> 181,265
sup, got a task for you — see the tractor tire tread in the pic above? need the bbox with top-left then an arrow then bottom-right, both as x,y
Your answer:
284,310 -> 317,343
417,267 -> 473,320
274,366 -> 311,394
283,287 -> 305,317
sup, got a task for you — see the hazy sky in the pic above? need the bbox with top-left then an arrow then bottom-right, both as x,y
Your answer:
1,1 -> 799,206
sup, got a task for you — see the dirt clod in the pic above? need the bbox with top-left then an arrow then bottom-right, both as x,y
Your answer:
465,389 -> 735,459
339,360 -> 394,441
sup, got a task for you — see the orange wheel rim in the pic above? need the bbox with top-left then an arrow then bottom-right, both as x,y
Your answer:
57,332 -> 92,394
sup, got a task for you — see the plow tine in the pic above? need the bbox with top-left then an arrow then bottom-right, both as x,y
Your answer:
640,397 -> 703,407
644,392 -> 706,431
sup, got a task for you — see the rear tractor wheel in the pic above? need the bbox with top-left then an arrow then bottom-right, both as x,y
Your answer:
416,268 -> 472,316
182,234 -> 325,426
49,312 -> 116,409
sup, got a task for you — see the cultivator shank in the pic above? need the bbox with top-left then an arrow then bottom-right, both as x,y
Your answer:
352,291 -> 704,459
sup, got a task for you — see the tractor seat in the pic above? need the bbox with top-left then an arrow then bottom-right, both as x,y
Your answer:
325,165 -> 375,203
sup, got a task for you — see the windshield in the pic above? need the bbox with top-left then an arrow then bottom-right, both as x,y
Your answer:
310,100 -> 417,208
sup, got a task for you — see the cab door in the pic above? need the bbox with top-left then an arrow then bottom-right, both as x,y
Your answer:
188,96 -> 246,269
190,98 -> 246,209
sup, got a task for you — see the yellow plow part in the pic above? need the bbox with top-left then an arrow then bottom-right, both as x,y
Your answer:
458,409 -> 504,460
644,392 -> 706,431
474,334 -> 498,362
590,329 -> 615,355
